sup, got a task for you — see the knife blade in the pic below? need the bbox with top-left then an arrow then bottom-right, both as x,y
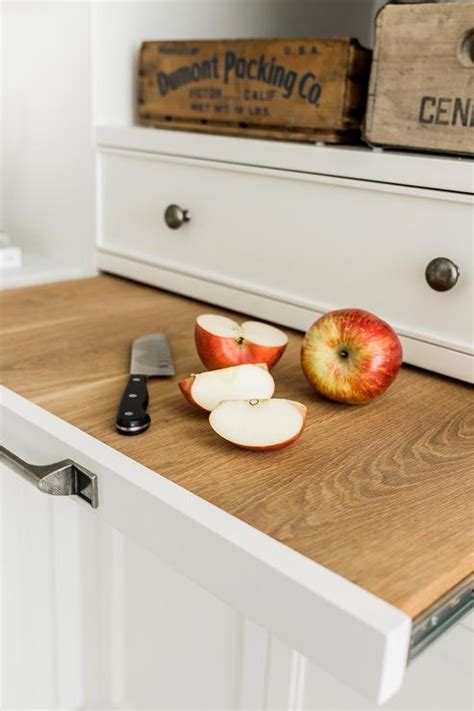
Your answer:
115,333 -> 175,435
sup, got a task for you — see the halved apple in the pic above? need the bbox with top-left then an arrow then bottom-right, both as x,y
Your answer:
178,363 -> 275,412
195,314 -> 288,370
209,398 -> 307,451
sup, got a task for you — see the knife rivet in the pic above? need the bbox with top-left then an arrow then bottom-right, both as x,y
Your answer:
129,393 -> 138,398
132,377 -> 140,382
125,411 -> 134,416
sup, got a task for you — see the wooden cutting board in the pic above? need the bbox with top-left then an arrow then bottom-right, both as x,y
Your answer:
1,274 -> 472,619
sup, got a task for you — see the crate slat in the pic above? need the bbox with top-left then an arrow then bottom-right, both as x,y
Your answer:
365,2 -> 474,156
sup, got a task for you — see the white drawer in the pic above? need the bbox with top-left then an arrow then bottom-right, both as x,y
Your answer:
97,149 -> 473,382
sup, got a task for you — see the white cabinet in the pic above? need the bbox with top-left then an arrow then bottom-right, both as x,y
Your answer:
258,629 -> 473,711
97,129 -> 474,383
2,385 -> 473,710
0,391 -> 253,709
1,460 -> 245,709
0,386 -> 413,707
99,149 -> 472,354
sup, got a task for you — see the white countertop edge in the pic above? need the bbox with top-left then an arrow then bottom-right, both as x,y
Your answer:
96,124 -> 474,194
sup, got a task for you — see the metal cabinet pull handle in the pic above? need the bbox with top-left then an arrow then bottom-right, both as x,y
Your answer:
0,446 -> 98,508
425,257 -> 460,292
164,204 -> 190,229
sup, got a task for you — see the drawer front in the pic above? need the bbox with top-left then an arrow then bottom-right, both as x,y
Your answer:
98,149 -> 473,377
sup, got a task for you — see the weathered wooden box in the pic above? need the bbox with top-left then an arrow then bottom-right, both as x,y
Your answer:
138,39 -> 371,144
365,2 -> 474,156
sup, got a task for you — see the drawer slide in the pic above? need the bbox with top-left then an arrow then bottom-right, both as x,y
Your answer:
410,574 -> 473,660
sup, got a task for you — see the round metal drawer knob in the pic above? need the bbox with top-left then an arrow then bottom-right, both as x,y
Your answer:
164,204 -> 190,229
425,257 -> 460,292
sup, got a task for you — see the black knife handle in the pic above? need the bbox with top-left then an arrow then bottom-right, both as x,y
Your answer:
116,375 -> 151,435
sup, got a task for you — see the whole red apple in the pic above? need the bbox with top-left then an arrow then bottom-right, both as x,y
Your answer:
301,309 -> 402,404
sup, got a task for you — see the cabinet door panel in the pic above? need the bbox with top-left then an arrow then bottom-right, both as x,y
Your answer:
88,524 -> 243,709
1,465 -> 58,709
1,431 -> 247,710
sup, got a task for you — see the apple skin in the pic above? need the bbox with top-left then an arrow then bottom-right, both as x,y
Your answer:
301,309 -> 402,404
178,375 -> 208,413
195,322 -> 285,371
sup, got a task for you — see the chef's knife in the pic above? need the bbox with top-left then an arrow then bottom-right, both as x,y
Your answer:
116,333 -> 175,435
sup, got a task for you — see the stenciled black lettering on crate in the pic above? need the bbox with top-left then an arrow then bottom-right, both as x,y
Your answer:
365,3 -> 474,156
138,39 -> 372,144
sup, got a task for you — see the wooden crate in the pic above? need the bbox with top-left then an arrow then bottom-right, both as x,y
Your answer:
365,2 -> 474,156
138,39 -> 371,144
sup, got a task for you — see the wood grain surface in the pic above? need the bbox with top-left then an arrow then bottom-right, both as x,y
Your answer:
139,38 -> 371,143
1,275 -> 473,619
365,2 -> 474,156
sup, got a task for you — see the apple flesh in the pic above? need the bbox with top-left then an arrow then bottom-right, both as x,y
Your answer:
195,314 -> 288,370
301,309 -> 402,404
209,398 -> 307,451
179,363 -> 275,412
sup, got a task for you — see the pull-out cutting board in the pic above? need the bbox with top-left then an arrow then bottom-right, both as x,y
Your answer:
1,274 -> 472,701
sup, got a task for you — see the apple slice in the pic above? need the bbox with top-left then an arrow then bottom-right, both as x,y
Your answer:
195,314 -> 288,370
209,398 -> 307,451
178,363 -> 275,412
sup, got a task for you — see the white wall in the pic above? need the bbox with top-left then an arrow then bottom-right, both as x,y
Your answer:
0,5 -> 4,233
1,2 -> 96,275
1,0 -> 380,276
91,0 -> 377,126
